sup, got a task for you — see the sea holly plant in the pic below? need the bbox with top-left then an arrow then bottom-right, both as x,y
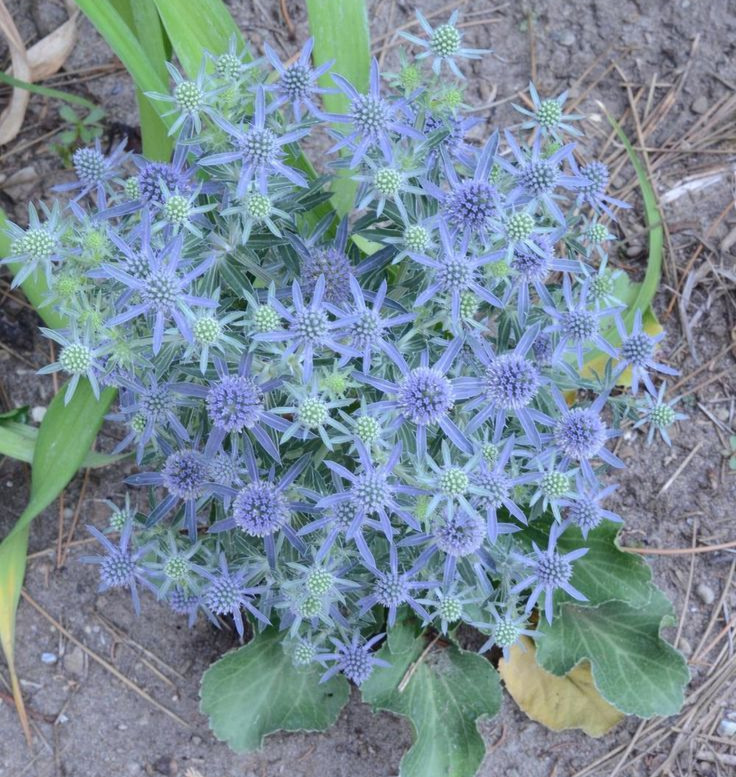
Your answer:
2,8 -> 690,777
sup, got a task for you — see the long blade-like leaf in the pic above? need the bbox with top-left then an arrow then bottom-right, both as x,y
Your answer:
0,381 -> 115,739
74,0 -> 171,132
306,0 -> 370,217
604,112 -> 663,321
0,420 -> 123,468
0,71 -> 97,110
111,0 -> 173,159
1,207 -> 117,740
152,0 -> 244,77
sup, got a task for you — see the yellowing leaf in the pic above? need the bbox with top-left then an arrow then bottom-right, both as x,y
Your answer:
498,636 -> 624,737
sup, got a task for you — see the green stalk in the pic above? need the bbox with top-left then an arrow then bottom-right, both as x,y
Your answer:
306,0 -> 371,217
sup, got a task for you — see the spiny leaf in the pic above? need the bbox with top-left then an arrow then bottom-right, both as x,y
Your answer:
535,590 -> 689,718
200,628 -> 350,751
499,636 -> 624,736
361,619 -> 502,777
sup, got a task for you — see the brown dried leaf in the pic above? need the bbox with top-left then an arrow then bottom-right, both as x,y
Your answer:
25,11 -> 78,82
0,0 -> 31,146
498,636 -> 624,737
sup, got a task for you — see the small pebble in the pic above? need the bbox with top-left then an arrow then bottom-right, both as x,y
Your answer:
691,95 -> 709,114
30,406 -> 46,423
718,718 -> 736,737
696,582 -> 715,605
714,406 -> 730,422
558,29 -> 576,47
152,756 -> 178,776
190,735 -> 202,746
626,242 -> 644,258
678,638 -> 692,657
5,166 -> 37,188
63,645 -> 85,677
41,652 -> 57,665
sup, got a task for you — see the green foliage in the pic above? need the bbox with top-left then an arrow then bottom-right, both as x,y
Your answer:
52,104 -> 107,166
361,619 -> 502,777
306,0 -> 371,216
152,0 -> 245,78
0,379 -> 116,736
521,520 -> 656,608
0,71 -> 97,110
74,0 -> 171,136
727,435 -> 736,470
200,628 -> 350,751
0,419 -> 122,468
536,591 -> 690,718
111,0 -> 173,160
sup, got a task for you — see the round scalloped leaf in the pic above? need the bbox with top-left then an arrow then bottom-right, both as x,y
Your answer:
535,590 -> 689,718
361,620 -> 502,777
519,519 -> 657,609
200,628 -> 349,752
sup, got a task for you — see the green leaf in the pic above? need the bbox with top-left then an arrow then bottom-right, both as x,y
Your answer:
112,0 -> 173,159
0,420 -> 123,468
535,591 -> 689,718
605,113 -> 663,321
74,0 -> 171,132
580,116 -> 663,377
0,71 -> 98,110
58,103 -> 80,123
152,0 -> 244,78
306,0 -> 370,216
0,380 -> 116,736
0,407 -> 28,423
520,520 -> 655,609
2,380 -> 116,544
200,628 -> 349,751
361,620 -> 502,777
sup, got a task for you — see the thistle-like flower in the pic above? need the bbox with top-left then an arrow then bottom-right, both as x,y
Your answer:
81,522 -> 156,615
199,86 -> 309,196
614,309 -> 678,395
400,11 -> 487,78
263,37 -> 337,120
328,58 -> 423,166
511,521 -> 588,623
317,632 -> 389,685
514,82 -> 583,141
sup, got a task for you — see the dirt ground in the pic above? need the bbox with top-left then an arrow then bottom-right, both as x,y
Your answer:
1,1 -> 735,776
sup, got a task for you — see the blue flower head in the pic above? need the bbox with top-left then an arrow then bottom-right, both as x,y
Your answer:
264,37 -> 337,120
400,11 -> 487,78
329,58 -> 424,166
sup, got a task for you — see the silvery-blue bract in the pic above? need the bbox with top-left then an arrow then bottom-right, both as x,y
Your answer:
8,12 -> 684,686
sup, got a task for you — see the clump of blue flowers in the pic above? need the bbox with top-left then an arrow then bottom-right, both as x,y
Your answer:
10,12 -> 683,687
